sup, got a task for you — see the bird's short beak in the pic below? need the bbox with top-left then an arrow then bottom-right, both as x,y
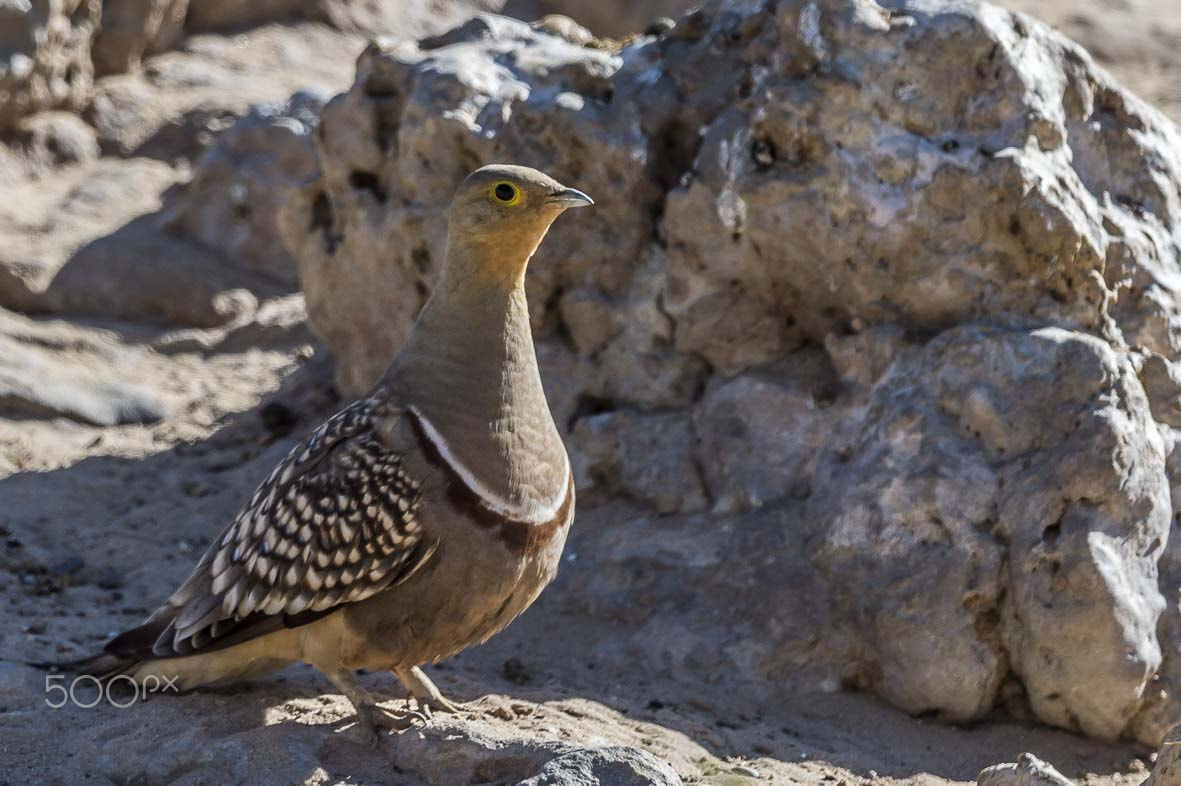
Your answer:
548,187 -> 594,208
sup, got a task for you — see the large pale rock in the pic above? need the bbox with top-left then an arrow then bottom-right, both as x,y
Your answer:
977,753 -> 1074,786
572,410 -> 705,514
0,0 -> 99,131
282,14 -> 654,394
809,327 -> 1169,734
693,358 -> 836,512
1144,724 -> 1181,786
287,0 -> 1181,397
982,332 -> 1169,740
518,746 -> 682,786
282,0 -> 1181,743
161,91 -> 327,285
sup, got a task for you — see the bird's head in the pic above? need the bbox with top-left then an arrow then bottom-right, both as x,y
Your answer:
445,164 -> 593,285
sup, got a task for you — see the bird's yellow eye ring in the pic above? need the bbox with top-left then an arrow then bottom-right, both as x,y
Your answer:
490,181 -> 522,206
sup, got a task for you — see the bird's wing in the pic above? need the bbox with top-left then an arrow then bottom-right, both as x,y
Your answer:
108,396 -> 437,659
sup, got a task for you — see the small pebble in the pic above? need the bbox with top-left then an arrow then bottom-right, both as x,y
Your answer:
645,17 -> 676,36
732,764 -> 760,778
502,658 -> 531,684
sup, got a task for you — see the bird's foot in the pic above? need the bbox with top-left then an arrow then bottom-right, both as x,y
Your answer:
323,666 -> 428,747
408,694 -> 468,718
395,665 -> 470,718
354,702 -> 429,748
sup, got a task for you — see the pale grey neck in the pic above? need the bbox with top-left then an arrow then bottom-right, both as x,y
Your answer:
381,257 -> 568,511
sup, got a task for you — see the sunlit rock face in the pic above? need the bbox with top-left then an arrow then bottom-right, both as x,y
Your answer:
281,0 -> 1181,744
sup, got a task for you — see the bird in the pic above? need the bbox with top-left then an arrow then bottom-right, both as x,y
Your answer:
78,164 -> 592,743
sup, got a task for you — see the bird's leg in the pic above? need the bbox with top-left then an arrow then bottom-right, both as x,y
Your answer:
324,668 -> 428,747
393,665 -> 467,715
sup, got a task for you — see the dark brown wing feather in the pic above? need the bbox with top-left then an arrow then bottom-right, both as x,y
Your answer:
107,397 -> 437,660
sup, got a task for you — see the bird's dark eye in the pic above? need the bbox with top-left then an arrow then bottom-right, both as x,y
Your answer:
492,182 -> 520,204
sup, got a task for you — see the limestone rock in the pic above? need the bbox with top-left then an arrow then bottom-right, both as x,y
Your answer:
11,110 -> 99,166
280,0 -> 1181,743
518,746 -> 683,786
807,326 -> 1169,733
693,359 -> 835,512
572,411 -> 705,514
965,332 -> 1167,741
1144,725 -> 1181,786
0,0 -> 99,131
977,753 -> 1074,786
384,726 -> 682,786
162,91 -> 327,285
281,14 -> 654,394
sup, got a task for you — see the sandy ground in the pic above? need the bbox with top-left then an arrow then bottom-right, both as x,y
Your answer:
1,3 -> 1180,784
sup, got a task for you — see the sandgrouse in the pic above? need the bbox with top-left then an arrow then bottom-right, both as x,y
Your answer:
83,164 -> 591,742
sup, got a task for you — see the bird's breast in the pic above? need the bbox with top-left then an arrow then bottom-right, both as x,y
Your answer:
406,407 -> 574,558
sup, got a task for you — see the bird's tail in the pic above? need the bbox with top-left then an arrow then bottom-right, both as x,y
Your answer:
26,616 -> 167,678
27,650 -> 139,680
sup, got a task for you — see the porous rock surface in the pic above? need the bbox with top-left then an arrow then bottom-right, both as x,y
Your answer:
1144,724 -> 1181,786
977,753 -> 1075,786
0,0 -> 503,142
160,91 -> 328,285
0,0 -> 100,131
281,0 -> 1181,744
